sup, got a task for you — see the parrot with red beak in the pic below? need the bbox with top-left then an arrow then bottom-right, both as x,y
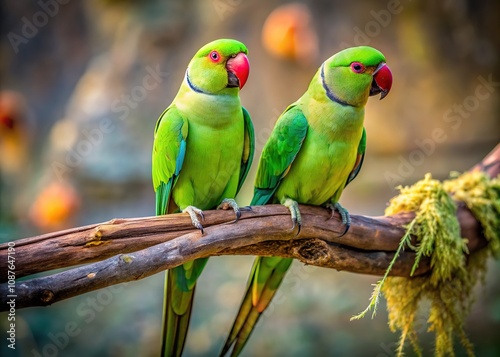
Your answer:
221,46 -> 392,356
152,39 -> 254,356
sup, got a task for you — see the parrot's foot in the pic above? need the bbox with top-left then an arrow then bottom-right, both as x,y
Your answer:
217,198 -> 241,223
239,206 -> 253,212
326,202 -> 350,237
282,197 -> 302,234
183,206 -> 205,234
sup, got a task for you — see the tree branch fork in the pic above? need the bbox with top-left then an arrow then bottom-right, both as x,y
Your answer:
1,144 -> 498,311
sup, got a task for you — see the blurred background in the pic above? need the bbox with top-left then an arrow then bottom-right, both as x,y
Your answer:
1,0 -> 499,356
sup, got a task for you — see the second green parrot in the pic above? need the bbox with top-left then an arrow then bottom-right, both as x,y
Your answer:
220,46 -> 392,356
152,39 -> 254,356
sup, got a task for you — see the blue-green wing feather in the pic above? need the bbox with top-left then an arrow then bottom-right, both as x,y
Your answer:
152,107 -> 188,215
236,107 -> 255,195
250,104 -> 308,206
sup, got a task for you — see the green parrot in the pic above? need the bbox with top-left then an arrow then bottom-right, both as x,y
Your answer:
152,39 -> 254,357
220,46 -> 392,356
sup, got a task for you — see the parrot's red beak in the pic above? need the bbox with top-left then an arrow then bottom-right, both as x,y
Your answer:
371,63 -> 392,99
226,52 -> 249,89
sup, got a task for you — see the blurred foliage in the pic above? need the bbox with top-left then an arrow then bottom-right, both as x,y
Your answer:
0,0 -> 499,356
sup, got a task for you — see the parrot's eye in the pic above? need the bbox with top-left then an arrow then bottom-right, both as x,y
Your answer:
209,51 -> 220,62
350,62 -> 365,73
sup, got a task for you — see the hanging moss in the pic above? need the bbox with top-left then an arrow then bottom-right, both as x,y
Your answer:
352,171 -> 500,357
443,171 -> 500,256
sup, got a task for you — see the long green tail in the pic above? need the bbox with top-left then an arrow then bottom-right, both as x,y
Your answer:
162,258 -> 208,357
220,257 -> 293,356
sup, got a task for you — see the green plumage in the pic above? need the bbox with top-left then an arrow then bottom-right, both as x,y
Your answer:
152,39 -> 254,357
221,46 -> 389,356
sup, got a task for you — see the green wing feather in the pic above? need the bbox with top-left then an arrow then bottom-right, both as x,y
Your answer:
221,106 -> 307,357
236,107 -> 255,195
152,107 -> 188,215
250,105 -> 308,206
162,269 -> 194,357
153,107 -> 203,357
345,127 -> 366,187
221,257 -> 293,357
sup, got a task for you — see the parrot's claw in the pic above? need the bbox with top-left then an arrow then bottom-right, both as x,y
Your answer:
282,198 -> 302,235
239,205 -> 253,212
217,198 -> 241,223
326,202 -> 351,237
183,206 -> 205,234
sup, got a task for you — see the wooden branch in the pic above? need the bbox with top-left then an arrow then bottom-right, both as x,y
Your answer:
1,144 -> 498,311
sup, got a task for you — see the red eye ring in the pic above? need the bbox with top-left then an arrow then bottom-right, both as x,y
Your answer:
350,62 -> 365,73
209,50 -> 220,62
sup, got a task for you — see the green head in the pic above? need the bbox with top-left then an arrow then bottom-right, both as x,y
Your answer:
186,39 -> 250,95
321,46 -> 392,107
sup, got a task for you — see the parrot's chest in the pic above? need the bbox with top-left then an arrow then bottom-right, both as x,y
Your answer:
277,129 -> 360,205
173,119 -> 244,209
